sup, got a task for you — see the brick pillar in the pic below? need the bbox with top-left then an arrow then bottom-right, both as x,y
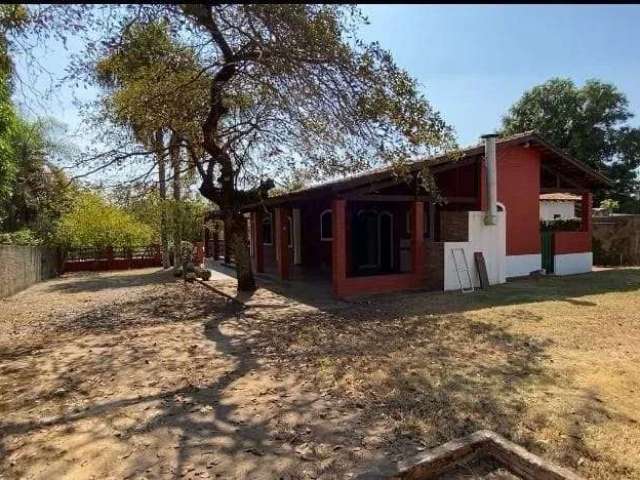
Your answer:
252,211 -> 264,273
331,199 -> 347,297
411,201 -> 425,278
275,207 -> 290,280
581,192 -> 592,233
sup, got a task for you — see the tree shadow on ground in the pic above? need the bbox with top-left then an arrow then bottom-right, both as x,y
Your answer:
2,269 -> 636,479
43,268 -> 171,294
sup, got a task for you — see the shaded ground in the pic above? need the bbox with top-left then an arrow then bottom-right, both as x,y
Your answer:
1,267 -> 639,479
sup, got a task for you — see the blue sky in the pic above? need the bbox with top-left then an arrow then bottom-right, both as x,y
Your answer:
14,4 -> 640,155
359,4 -> 640,145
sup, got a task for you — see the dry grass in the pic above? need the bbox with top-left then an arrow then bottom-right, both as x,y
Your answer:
243,268 -> 640,479
1,267 -> 639,479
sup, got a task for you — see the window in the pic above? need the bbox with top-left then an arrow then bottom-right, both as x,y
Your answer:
262,214 -> 273,245
553,214 -> 561,220
320,209 -> 332,241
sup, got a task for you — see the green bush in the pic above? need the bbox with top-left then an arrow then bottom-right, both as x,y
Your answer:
54,191 -> 153,249
0,228 -> 41,245
540,219 -> 582,232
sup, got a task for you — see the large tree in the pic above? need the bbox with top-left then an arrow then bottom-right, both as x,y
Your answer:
71,4 -> 455,291
502,78 -> 640,207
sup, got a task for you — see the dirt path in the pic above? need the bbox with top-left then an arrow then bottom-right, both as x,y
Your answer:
0,269 -> 394,480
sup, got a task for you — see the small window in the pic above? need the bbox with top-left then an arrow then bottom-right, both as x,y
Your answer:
262,214 -> 273,245
553,214 -> 561,220
320,209 -> 332,241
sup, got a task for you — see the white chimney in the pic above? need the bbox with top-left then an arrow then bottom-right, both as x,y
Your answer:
482,133 -> 498,225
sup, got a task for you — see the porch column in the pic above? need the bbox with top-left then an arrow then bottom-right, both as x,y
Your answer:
331,199 -> 347,296
275,207 -> 290,280
252,211 -> 264,273
411,201 -> 425,278
581,192 -> 592,233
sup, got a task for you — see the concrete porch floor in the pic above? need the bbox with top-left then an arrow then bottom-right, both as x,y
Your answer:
203,259 -> 347,312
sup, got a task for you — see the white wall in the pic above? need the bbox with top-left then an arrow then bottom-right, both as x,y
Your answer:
505,254 -> 542,278
540,201 -> 576,220
443,211 -> 506,291
554,252 -> 592,276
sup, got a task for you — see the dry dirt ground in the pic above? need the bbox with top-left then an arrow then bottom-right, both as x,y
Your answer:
1,267 -> 640,480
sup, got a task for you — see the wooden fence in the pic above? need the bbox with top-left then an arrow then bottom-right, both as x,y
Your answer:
63,245 -> 162,272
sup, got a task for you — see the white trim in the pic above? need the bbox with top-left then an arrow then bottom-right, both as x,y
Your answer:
554,252 -> 592,276
505,254 -> 542,278
320,209 -> 333,241
378,210 -> 393,269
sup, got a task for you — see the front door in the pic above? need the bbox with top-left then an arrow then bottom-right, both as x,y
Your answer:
352,210 -> 393,275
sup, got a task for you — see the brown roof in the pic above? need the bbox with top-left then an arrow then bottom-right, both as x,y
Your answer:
539,193 -> 581,201
244,131 -> 612,209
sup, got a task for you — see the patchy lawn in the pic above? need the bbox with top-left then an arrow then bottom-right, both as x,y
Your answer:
1,268 -> 639,479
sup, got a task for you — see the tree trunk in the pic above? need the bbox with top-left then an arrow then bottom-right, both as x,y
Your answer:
156,131 -> 170,269
228,213 -> 255,291
170,132 -> 182,267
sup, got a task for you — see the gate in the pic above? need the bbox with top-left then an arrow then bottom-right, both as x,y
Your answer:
541,232 -> 554,274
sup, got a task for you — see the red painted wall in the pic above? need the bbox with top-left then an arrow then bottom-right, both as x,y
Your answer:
554,231 -> 591,254
497,145 -> 541,256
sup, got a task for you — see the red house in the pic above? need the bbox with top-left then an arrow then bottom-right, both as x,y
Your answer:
241,132 -> 610,298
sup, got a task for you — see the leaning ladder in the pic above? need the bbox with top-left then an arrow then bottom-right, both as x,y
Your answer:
451,248 -> 475,293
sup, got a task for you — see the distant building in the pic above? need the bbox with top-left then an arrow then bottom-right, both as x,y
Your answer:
539,193 -> 580,220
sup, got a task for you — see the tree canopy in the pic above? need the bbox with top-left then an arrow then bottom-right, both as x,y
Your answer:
72,4 -> 456,290
502,78 -> 640,208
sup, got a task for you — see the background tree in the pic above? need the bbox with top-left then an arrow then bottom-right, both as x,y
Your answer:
112,183 -> 208,247
502,78 -> 640,209
54,191 -> 153,250
95,20 -> 209,268
0,118 -> 78,240
79,4 -> 455,291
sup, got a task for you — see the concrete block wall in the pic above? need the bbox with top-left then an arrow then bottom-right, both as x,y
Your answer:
0,245 -> 60,299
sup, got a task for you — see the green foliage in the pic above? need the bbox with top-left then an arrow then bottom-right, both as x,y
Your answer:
54,191 -> 153,249
539,218 -> 582,232
112,186 -> 207,244
0,227 -> 41,245
502,78 -> 640,206
0,117 -> 79,241
599,198 -> 620,212
95,20 -> 207,145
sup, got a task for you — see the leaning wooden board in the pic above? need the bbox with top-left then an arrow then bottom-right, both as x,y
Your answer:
474,252 -> 490,289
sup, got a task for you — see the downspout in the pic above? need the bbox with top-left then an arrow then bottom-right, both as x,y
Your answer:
482,133 -> 498,225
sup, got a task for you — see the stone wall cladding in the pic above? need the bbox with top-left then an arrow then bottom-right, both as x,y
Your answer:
439,211 -> 469,242
0,245 -> 60,299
